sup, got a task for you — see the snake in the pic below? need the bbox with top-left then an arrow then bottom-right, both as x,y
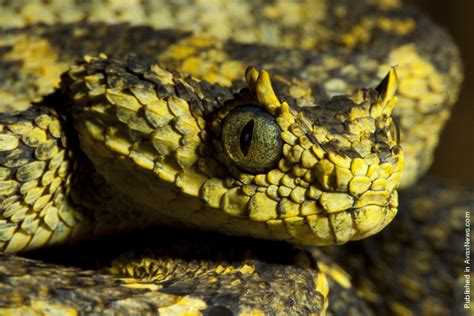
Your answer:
0,0 -> 467,315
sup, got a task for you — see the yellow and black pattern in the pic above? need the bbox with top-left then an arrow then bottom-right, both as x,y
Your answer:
1,44 -> 406,253
324,178 -> 473,316
1,231 -> 334,315
364,179 -> 472,315
0,0 -> 463,188
0,0 -> 465,315
60,55 -> 401,247
0,106 -> 89,253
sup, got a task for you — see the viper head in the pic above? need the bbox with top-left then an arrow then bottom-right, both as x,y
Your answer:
65,56 -> 403,246
211,67 -> 403,244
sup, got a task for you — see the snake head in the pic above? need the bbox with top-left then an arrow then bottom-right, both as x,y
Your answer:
211,67 -> 403,245
64,56 -> 403,246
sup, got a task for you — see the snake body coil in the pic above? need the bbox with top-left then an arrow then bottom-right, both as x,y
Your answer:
0,0 -> 465,315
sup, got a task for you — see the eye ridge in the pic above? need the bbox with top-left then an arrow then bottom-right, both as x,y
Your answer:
239,119 -> 254,156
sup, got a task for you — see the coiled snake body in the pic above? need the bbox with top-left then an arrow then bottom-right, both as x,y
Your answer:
0,1 -> 468,315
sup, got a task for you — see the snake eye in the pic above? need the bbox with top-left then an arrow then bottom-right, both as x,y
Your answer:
388,118 -> 400,145
221,106 -> 282,173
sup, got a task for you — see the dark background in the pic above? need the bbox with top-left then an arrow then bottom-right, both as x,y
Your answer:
412,1 -> 474,185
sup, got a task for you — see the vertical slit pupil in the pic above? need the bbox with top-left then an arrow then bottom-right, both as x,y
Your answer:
240,120 -> 254,156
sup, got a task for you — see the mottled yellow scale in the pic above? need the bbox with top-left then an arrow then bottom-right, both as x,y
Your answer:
0,0 -> 464,314
0,109 -> 88,253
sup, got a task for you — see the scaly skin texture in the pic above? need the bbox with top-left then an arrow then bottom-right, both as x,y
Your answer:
0,232 -> 333,315
0,1 -> 462,187
0,0 -> 465,315
59,55 -> 401,246
363,179 -> 473,316
0,28 -> 405,251
323,178 -> 473,316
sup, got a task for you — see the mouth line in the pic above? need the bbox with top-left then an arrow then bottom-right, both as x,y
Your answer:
285,203 -> 396,245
